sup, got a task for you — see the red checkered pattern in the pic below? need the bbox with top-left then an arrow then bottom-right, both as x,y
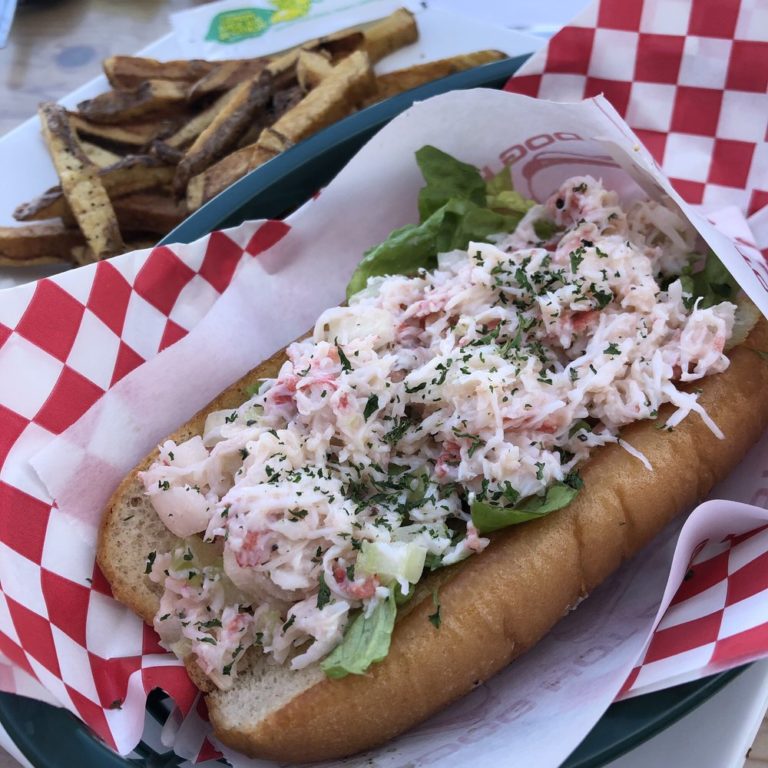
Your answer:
620,524 -> 768,697
0,220 -> 290,752
505,0 -> 768,219
506,0 -> 768,700
159,694 -> 224,764
0,0 -> 767,758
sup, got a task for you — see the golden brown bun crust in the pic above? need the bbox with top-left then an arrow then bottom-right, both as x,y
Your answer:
99,319 -> 768,762
208,318 -> 768,762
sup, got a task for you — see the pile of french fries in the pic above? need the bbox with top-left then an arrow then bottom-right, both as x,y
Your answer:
0,9 -> 505,268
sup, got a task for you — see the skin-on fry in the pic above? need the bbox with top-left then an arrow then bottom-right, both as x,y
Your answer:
262,30 -> 363,88
187,145 -> 277,210
320,30 -> 366,62
162,90 -> 239,150
188,59 -> 270,102
0,221 -> 82,263
0,254 -> 75,267
174,75 -> 273,194
296,49 -> 333,91
234,85 -> 304,149
257,50 -> 375,154
79,141 -> 122,168
12,187 -> 66,222
104,56 -> 219,90
77,80 -> 190,124
69,113 -> 176,147
362,50 -> 507,106
71,236 -> 159,266
151,142 -> 184,165
361,8 -> 418,63
10,10 -> 506,272
113,192 -> 187,234
187,51 -> 375,210
38,103 -> 124,259
21,140 -> 120,224
69,245 -> 97,266
14,155 -> 175,222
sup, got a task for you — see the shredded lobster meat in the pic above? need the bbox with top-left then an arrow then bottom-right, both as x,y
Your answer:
141,176 -> 735,688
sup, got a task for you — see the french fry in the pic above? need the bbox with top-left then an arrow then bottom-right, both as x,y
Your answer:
187,52 -> 375,209
69,113 -> 177,147
18,139 -> 119,224
71,236 -> 159,266
188,59 -> 269,102
12,187 -> 66,222
104,56 -> 218,90
11,10 -> 506,272
234,85 -> 303,149
174,75 -> 273,194
187,145 -> 277,210
124,237 -> 159,250
262,30 -> 364,87
362,50 -> 507,106
38,103 -> 124,259
161,90 -> 238,150
77,80 -> 190,124
236,118 -> 272,150
321,30 -> 367,62
0,254 -> 75,267
257,50 -> 375,154
296,49 -> 334,91
113,192 -> 187,234
272,84 -> 306,117
361,8 -> 418,63
69,245 -> 98,265
79,141 -> 123,168
151,142 -> 184,165
0,221 -> 82,263
14,155 -> 175,222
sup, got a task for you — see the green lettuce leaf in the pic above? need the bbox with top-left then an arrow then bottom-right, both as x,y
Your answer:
347,198 -> 527,298
679,249 -> 758,349
471,481 -> 580,534
689,250 -> 741,309
484,163 -> 513,199
485,165 -> 533,217
320,592 -> 397,678
346,147 -> 535,299
416,145 -> 486,220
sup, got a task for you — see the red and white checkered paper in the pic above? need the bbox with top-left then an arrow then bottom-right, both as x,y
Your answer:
0,0 -> 767,763
498,0 -> 768,703
498,0 -> 768,705
0,223 -> 288,756
504,0 -> 768,242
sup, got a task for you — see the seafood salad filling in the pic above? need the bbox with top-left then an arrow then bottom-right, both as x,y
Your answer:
141,175 -> 737,688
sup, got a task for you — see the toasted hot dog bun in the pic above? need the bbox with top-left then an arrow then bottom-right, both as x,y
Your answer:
98,317 -> 768,762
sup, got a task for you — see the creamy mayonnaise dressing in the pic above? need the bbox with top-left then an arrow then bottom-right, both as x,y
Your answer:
140,176 -> 735,688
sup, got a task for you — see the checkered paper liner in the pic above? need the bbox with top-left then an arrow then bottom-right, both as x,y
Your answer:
497,0 -> 768,703
0,222 -> 288,756
504,0 -> 768,240
0,1 -> 766,762
622,515 -> 768,698
497,0 -> 768,705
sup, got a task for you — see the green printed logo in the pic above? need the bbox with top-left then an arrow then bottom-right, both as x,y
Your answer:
206,1 -> 313,44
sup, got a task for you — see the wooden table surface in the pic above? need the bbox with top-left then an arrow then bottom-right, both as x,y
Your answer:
0,2 -> 767,767
0,0 -> 205,136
